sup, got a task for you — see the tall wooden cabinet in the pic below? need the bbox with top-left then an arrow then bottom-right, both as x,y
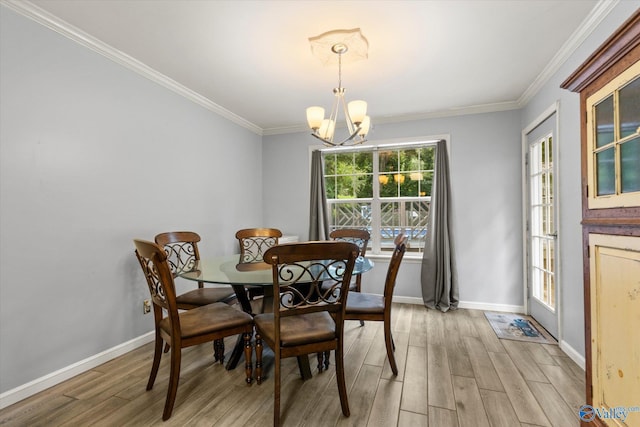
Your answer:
561,10 -> 640,427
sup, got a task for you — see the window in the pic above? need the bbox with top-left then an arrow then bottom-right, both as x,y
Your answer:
586,60 -> 640,209
323,141 -> 437,254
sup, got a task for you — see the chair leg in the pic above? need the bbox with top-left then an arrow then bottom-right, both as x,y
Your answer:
147,334 -> 163,390
214,339 -> 225,364
316,352 -> 323,372
255,333 -> 263,385
163,342 -> 170,353
324,350 -> 330,370
162,345 -> 182,421
335,343 -> 350,417
359,320 -> 365,327
274,349 -> 281,427
243,332 -> 253,385
384,321 -> 398,376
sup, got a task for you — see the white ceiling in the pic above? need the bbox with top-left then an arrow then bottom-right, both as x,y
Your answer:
14,0 -> 604,135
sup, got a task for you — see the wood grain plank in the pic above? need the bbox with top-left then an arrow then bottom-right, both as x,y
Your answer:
381,330 -> 409,381
474,316 -> 506,353
451,376 -> 490,427
428,406 -> 459,427
336,364 -> 382,427
538,363 -> 585,413
463,336 -> 504,391
398,410 -> 429,427
426,308 -> 446,347
367,378 -> 403,427
552,355 -> 586,387
501,339 -> 549,383
442,311 -> 475,377
488,352 -> 550,426
409,306 -> 428,348
427,344 -> 456,410
527,381 -> 581,427
479,389 -> 522,427
400,345 -> 428,414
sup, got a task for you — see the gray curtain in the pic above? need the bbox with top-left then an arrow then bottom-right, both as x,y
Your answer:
309,150 -> 330,240
421,140 -> 458,312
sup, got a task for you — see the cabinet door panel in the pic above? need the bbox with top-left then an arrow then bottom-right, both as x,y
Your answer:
589,233 -> 640,426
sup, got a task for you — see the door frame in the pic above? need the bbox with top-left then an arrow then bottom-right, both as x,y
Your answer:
521,101 -> 561,340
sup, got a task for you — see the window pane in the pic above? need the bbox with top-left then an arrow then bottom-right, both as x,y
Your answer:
330,201 -> 371,228
379,150 -> 397,173
595,95 -> 614,148
325,175 -> 336,199
324,153 -> 336,175
596,148 -> 615,196
621,136 -> 640,193
336,176 -> 356,198
323,143 -> 436,254
335,152 -> 356,174
619,76 -> 640,139
355,151 -> 373,173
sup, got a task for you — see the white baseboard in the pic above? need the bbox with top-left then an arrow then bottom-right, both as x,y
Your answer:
391,297 -> 524,314
457,301 -> 525,313
0,331 -> 154,410
559,339 -> 586,370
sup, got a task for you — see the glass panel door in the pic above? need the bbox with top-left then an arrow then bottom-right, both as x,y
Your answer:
525,111 -> 559,339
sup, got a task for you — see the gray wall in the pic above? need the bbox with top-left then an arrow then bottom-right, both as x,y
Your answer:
263,109 -> 524,307
0,8 -> 263,393
521,0 -> 640,359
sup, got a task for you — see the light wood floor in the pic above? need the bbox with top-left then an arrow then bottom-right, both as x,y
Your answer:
0,305 -> 586,426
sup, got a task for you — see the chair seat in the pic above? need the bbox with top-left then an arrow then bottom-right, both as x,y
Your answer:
320,280 -> 358,293
175,287 -> 236,308
345,292 -> 384,315
254,311 -> 336,347
160,302 -> 253,339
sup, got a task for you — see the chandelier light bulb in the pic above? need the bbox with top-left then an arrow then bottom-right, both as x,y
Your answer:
306,106 -> 325,130
348,100 -> 367,124
319,119 -> 335,140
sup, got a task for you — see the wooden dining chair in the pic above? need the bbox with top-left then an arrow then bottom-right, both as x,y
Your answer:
253,241 -> 359,427
155,231 -> 237,359
329,228 -> 371,293
235,228 -> 282,302
236,227 -> 282,263
133,239 -> 254,421
344,233 -> 407,375
155,231 -> 237,308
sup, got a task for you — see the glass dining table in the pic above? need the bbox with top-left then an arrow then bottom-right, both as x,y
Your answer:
178,254 -> 374,380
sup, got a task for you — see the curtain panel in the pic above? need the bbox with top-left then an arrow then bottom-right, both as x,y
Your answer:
421,140 -> 458,311
309,150 -> 330,241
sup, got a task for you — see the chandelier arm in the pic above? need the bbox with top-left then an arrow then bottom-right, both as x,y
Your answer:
337,127 -> 363,144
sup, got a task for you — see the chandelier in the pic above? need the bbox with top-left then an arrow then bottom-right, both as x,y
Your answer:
306,29 -> 371,146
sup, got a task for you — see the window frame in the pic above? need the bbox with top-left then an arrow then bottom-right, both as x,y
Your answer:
586,59 -> 640,209
317,136 -> 447,257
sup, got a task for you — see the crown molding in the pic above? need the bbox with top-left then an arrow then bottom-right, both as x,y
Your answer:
0,0 -> 263,136
262,100 -> 521,136
517,0 -> 619,106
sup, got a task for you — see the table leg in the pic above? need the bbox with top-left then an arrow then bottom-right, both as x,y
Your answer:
297,355 -> 312,380
225,284 -> 254,370
224,284 -> 312,380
